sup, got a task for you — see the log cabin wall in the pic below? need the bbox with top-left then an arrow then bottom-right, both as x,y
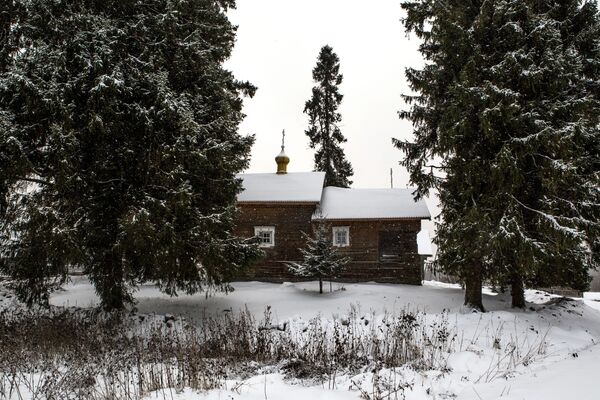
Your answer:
234,203 -> 316,281
235,203 -> 423,285
327,219 -> 423,285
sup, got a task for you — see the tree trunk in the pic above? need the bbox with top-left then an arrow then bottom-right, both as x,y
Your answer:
319,278 -> 323,294
98,250 -> 127,311
511,273 -> 526,308
464,261 -> 485,311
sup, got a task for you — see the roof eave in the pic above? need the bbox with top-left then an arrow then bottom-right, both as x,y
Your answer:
238,201 -> 320,206
312,216 -> 431,221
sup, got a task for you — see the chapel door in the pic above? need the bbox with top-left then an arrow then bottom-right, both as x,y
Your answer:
378,231 -> 402,263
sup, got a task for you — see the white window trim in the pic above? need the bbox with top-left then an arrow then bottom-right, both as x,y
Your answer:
332,226 -> 350,247
254,226 -> 275,248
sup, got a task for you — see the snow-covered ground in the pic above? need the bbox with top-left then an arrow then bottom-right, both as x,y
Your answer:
42,277 -> 600,400
50,277 -> 514,318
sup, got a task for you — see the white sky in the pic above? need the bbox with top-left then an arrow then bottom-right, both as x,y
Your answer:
226,0 -> 439,247
226,0 -> 424,189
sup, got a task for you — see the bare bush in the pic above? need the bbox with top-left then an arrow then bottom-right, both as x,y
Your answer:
0,306 -> 455,399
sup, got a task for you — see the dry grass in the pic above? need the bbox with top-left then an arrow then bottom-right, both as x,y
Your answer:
0,305 -> 455,399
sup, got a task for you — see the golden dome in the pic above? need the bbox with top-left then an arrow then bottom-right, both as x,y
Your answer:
275,129 -> 289,174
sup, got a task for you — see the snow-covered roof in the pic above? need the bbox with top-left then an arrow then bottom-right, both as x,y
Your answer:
315,187 -> 431,220
237,172 -> 326,203
417,229 -> 433,256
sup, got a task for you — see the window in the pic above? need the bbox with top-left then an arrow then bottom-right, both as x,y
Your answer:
332,226 -> 350,247
254,226 -> 275,248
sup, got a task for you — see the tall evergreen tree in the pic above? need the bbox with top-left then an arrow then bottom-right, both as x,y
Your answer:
395,0 -> 491,311
396,0 -> 600,310
304,45 -> 353,188
0,0 -> 261,310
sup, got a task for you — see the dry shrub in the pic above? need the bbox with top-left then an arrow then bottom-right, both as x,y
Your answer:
0,306 -> 454,399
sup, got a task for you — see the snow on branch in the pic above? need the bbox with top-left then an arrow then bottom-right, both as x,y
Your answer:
510,196 -> 585,240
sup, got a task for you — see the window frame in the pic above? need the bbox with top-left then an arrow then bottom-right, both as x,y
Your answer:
254,226 -> 276,248
332,226 -> 350,247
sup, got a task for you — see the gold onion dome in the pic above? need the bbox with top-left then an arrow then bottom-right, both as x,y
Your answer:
275,129 -> 289,174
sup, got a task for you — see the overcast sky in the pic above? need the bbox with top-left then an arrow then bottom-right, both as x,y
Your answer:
226,0 -> 424,189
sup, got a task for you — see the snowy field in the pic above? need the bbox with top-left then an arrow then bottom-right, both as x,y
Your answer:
40,277 -> 600,400
1,277 -> 599,399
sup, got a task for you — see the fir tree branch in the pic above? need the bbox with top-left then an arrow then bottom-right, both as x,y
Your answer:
15,176 -> 52,186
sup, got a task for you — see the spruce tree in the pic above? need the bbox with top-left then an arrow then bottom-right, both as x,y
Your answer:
0,0 -> 261,310
471,0 -> 600,306
304,45 -> 353,188
287,223 -> 350,294
397,0 -> 600,310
